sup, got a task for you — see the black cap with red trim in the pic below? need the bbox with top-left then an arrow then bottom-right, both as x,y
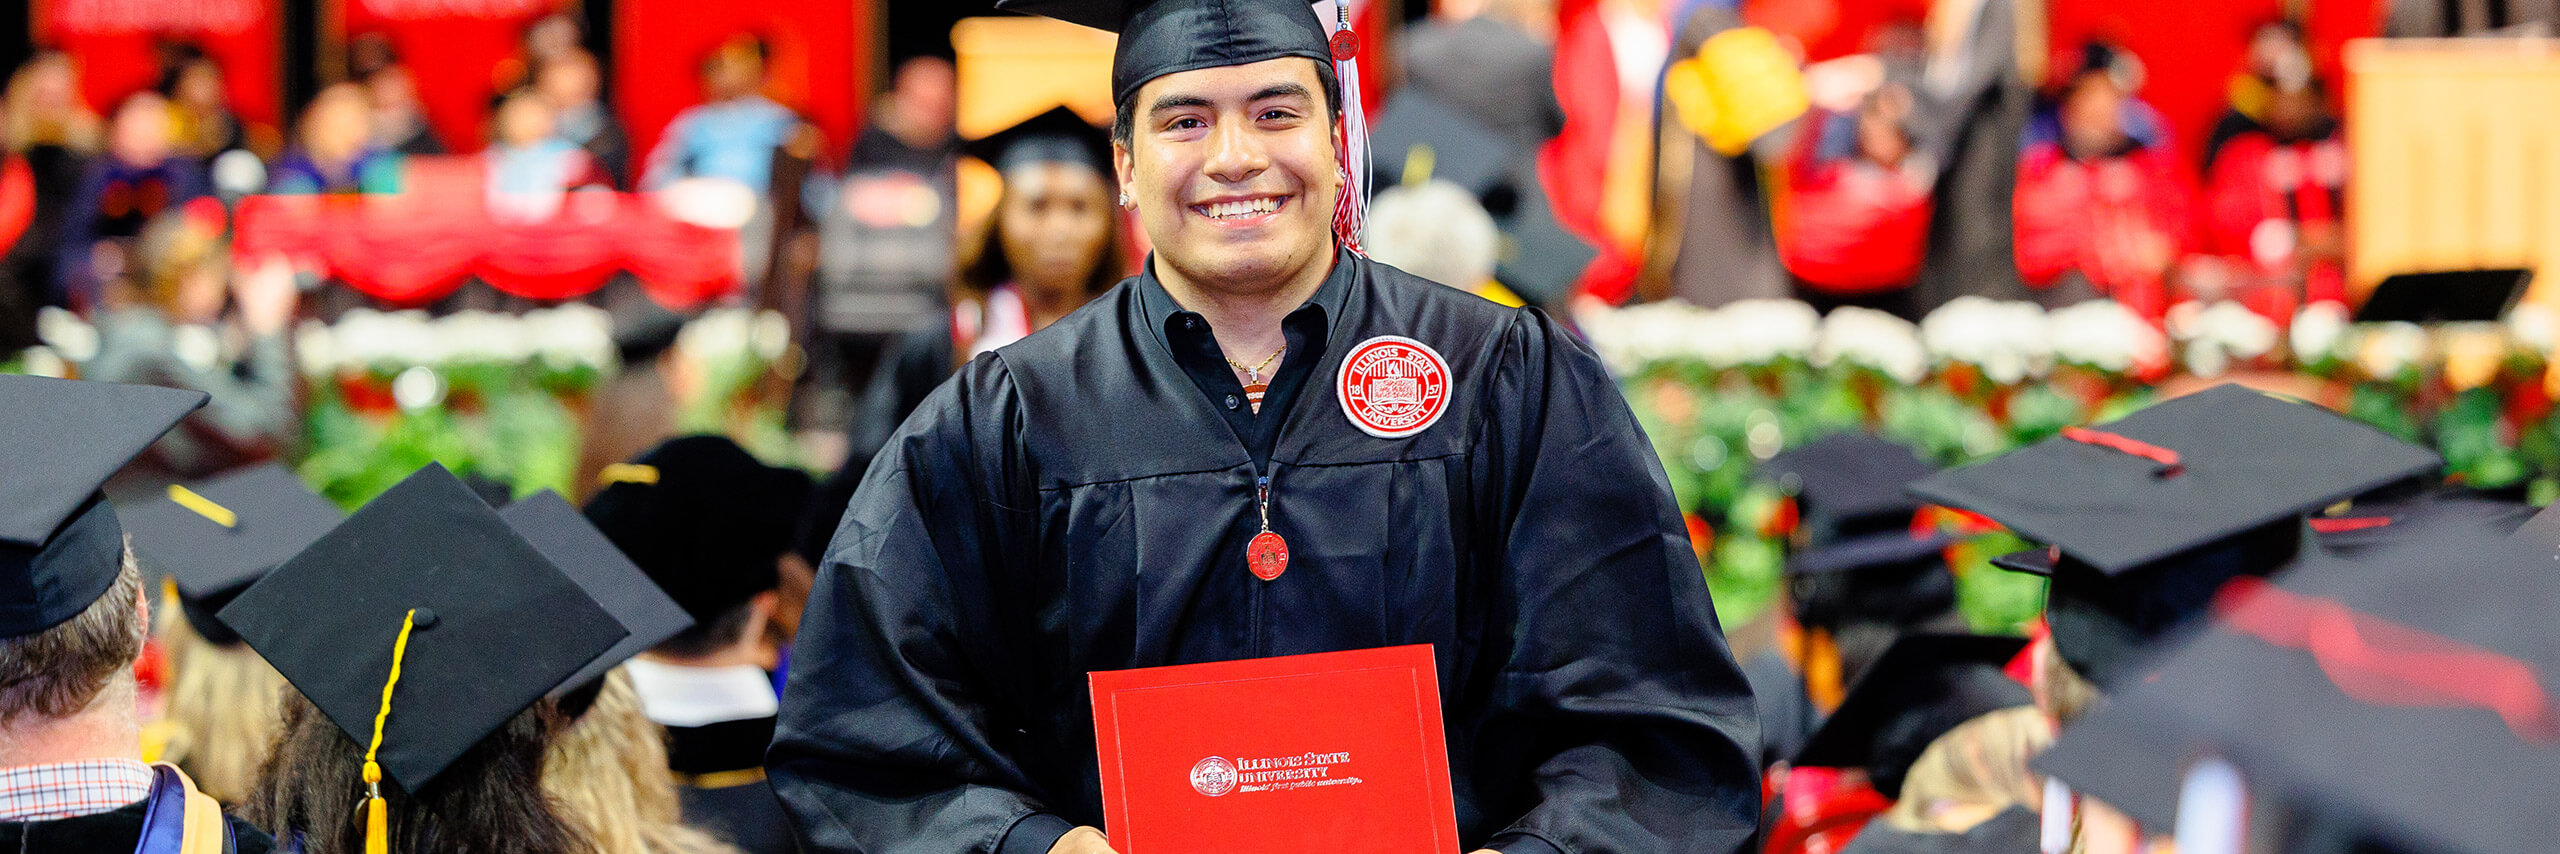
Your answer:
2033,521 -> 2560,853
1909,384 -> 2443,687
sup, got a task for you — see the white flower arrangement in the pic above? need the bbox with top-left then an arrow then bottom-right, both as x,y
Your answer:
2352,321 -> 2429,380
15,346 -> 68,378
2288,301 -> 2351,365
678,307 -> 757,365
2506,302 -> 2559,356
330,309 -> 439,371
432,310 -> 534,365
1813,306 -> 1926,384
525,303 -> 618,373
1715,299 -> 1822,368
1920,297 -> 2050,384
295,318 -> 340,378
35,307 -> 97,364
1584,300 -> 1717,374
2045,299 -> 2165,375
2165,300 -> 2279,379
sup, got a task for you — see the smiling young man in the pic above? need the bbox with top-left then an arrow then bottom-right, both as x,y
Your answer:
768,1 -> 1761,853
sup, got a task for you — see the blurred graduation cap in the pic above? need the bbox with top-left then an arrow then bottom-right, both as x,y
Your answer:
119,463 -> 343,646
2034,522 -> 2560,854
995,0 -> 1337,105
1763,432 -> 1939,546
2352,268 -> 2532,324
2506,499 -> 2560,554
962,105 -> 1114,176
0,376 -> 206,639
1368,90 -> 1519,199
2309,491 -> 2535,562
220,464 -> 627,793
1784,530 -> 1960,643
498,490 -> 693,698
1909,384 -> 2441,686
583,435 -> 814,626
1792,633 -> 2031,798
1490,159 -> 1598,306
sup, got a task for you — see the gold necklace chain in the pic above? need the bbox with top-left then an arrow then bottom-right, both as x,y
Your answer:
1226,345 -> 1286,384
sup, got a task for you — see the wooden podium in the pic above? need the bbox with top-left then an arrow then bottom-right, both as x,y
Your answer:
2347,38 -> 2560,307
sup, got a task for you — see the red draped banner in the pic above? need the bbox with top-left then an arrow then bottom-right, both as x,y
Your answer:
233,159 -> 742,310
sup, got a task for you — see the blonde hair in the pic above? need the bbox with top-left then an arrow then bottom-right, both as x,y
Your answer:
2032,636 -> 2104,728
1879,705 -> 2053,834
543,668 -> 742,854
153,596 -> 288,805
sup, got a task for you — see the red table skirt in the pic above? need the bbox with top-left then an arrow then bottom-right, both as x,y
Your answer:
233,190 -> 742,311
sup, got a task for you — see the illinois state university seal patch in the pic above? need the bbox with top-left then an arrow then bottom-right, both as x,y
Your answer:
1336,336 -> 1450,439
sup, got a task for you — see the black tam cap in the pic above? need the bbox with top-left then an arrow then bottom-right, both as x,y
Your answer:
964,106 -> 1115,176
583,435 -> 813,626
0,376 -> 206,639
2034,522 -> 2560,853
997,0 -> 1338,105
499,490 -> 694,697
220,464 -> 627,790
1911,384 -> 2441,686
1764,432 -> 1939,547
2352,268 -> 2531,323
119,463 -> 344,646
1792,633 -> 2031,798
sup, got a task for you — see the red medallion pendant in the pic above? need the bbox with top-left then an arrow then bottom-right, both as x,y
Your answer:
1330,29 -> 1362,62
1247,530 -> 1290,581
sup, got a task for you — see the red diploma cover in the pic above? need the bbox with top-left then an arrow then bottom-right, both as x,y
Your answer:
1089,644 -> 1462,853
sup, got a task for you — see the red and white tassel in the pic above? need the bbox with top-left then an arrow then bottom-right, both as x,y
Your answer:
1318,0 -> 1371,253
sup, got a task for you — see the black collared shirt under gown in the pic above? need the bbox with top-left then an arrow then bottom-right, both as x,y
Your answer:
771,249 -> 1762,854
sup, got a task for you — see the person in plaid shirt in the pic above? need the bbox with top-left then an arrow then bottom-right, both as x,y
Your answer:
0,376 -> 277,853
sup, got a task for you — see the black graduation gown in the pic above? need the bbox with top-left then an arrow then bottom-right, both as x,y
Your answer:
0,799 -> 278,853
1836,806 -> 2041,854
771,251 -> 1761,854
668,716 -> 800,854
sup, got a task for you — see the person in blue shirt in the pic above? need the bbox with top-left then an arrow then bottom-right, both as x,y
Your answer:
640,35 -> 799,195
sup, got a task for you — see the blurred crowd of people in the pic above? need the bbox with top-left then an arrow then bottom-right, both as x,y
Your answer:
0,1 -> 2489,483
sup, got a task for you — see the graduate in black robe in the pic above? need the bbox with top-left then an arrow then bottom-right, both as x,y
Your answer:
775,240 -> 1761,851
774,2 -> 1762,851
771,5 -> 1759,850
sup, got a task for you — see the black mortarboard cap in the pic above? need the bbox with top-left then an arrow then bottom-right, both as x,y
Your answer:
220,464 -> 627,790
119,463 -> 344,646
499,490 -> 694,697
1793,633 -> 2031,798
1491,158 -> 1597,306
1784,530 -> 1952,576
1765,432 -> 1939,546
1368,90 -> 1518,198
2034,522 -> 2560,853
1988,546 -> 2056,576
1916,384 -> 2440,686
2311,491 -> 2534,562
997,0 -> 1336,106
2352,268 -> 2532,324
1785,530 -> 1960,639
0,376 -> 206,638
963,106 -> 1115,176
1910,384 -> 2440,575
583,435 -> 814,625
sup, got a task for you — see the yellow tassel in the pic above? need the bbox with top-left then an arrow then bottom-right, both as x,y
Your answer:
364,792 -> 386,854
360,611 -> 417,854
167,484 -> 238,528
